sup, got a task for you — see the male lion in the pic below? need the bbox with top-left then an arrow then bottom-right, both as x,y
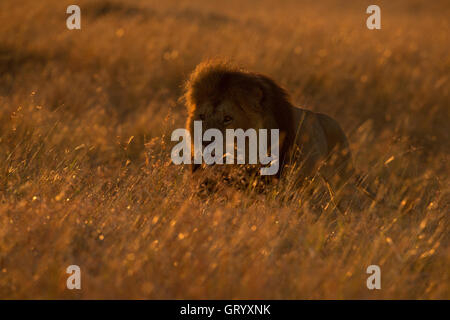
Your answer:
183,61 -> 354,193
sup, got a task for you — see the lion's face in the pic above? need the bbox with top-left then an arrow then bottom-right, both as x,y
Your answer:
188,98 -> 265,134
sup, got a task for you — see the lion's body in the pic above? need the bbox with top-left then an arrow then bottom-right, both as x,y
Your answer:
183,61 -> 353,189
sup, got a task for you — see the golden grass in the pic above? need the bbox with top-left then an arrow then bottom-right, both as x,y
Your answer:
0,0 -> 448,299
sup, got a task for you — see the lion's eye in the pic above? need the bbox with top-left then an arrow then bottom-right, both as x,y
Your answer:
199,114 -> 205,121
224,115 -> 233,124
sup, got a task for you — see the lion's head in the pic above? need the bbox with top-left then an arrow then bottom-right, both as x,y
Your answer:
185,61 -> 267,132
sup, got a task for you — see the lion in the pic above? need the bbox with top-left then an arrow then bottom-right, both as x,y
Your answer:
182,60 -> 354,195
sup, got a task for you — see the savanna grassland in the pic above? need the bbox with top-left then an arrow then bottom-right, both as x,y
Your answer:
0,0 -> 448,299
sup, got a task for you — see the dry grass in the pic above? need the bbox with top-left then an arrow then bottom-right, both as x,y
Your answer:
0,0 -> 448,299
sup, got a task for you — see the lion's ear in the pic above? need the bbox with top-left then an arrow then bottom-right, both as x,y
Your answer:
251,85 -> 264,105
249,85 -> 264,111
